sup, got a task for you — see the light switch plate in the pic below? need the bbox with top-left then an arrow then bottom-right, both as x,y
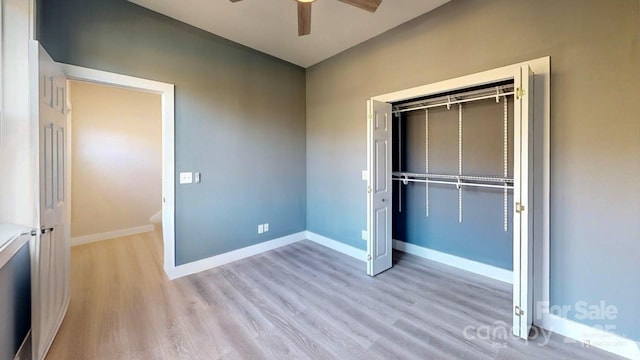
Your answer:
258,224 -> 264,234
264,223 -> 269,232
180,172 -> 193,184
194,172 -> 201,184
361,230 -> 368,241
361,170 -> 368,181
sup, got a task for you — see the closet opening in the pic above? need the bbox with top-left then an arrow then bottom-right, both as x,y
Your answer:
366,62 -> 546,340
392,80 -> 515,270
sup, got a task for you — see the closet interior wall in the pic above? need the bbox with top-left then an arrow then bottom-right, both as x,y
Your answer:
392,89 -> 515,271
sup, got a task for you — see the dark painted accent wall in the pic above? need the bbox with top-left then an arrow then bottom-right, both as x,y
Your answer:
40,0 -> 307,264
0,244 -> 31,360
393,97 -> 514,270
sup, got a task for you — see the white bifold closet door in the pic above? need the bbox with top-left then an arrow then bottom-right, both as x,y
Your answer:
513,65 -> 534,339
366,100 -> 393,276
30,41 -> 71,360
366,65 -> 535,340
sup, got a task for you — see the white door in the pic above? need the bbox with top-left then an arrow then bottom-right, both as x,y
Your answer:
30,41 -> 71,360
366,100 -> 392,276
512,65 -> 534,339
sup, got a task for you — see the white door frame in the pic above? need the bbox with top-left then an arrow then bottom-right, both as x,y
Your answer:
368,57 -> 550,329
59,64 -> 177,278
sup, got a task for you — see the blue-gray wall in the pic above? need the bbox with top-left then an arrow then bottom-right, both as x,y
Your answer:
0,244 -> 31,360
306,0 -> 639,341
39,0 -> 307,265
393,98 -> 514,270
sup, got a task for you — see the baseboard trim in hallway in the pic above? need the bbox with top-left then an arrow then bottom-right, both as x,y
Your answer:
71,225 -> 155,247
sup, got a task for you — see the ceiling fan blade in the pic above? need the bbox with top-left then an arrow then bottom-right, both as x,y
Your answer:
338,0 -> 382,12
298,2 -> 312,36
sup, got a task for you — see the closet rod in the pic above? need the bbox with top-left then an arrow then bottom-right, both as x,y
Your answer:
392,177 -> 514,190
393,172 -> 513,184
393,85 -> 514,110
393,91 -> 515,115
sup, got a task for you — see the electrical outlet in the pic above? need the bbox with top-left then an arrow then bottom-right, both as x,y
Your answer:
361,230 -> 368,241
258,224 -> 264,234
179,172 -> 193,184
264,223 -> 269,232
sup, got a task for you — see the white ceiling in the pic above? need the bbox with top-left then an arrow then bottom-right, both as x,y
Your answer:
128,0 -> 450,68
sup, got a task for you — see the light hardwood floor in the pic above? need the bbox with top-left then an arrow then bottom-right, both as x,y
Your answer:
46,231 -> 624,360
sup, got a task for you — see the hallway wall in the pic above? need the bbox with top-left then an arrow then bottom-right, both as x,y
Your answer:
69,81 -> 162,237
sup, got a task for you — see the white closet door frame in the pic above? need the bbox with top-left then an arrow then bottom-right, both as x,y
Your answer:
367,57 -> 550,335
512,65 -> 535,338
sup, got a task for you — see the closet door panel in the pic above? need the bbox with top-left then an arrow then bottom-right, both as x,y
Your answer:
374,207 -> 389,257
374,140 -> 388,192
367,99 -> 392,276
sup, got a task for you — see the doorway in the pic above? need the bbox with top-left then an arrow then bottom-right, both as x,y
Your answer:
365,59 -> 550,340
67,80 -> 162,245
31,45 -> 175,360
60,64 -> 176,276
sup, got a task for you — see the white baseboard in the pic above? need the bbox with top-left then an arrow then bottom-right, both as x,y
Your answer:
392,240 -> 513,284
13,330 -> 31,360
149,210 -> 162,224
71,225 -> 155,247
302,233 -> 511,284
305,231 -> 367,261
538,313 -> 640,360
166,231 -> 306,280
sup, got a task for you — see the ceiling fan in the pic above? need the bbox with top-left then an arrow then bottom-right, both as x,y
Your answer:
229,0 -> 383,36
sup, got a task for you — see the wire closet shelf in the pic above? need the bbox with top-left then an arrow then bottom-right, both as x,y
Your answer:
392,172 -> 514,190
393,83 -> 514,231
392,84 -> 515,114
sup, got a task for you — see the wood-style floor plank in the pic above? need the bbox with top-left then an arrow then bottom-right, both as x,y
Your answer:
46,232 -> 625,360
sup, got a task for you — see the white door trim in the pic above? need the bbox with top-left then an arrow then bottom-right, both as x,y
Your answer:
59,63 -> 177,278
369,56 -> 551,328
28,0 -> 36,40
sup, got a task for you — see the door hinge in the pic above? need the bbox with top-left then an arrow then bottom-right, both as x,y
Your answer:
367,112 -> 373,121
32,227 -> 54,236
516,88 -> 525,99
367,254 -> 372,261
515,202 -> 526,213
367,186 -> 372,194
515,306 -> 524,317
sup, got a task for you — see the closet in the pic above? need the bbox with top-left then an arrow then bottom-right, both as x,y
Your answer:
392,82 -> 515,272
365,63 -> 536,339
